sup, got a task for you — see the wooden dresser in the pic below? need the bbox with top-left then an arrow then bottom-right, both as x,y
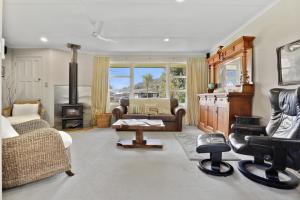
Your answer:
198,36 -> 255,137
198,92 -> 253,137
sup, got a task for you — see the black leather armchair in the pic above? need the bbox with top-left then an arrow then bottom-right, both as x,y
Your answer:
229,88 -> 300,189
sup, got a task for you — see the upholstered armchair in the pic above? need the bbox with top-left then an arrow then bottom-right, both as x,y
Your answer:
229,88 -> 300,189
2,118 -> 73,189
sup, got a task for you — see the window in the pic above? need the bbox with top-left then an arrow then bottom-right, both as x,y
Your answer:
109,67 -> 130,104
109,63 -> 187,108
134,67 -> 166,98
169,64 -> 187,105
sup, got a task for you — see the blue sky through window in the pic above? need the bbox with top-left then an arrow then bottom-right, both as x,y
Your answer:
134,68 -> 165,84
109,67 -> 165,90
109,67 -> 130,77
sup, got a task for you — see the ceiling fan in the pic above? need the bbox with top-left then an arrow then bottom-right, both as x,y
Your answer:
91,20 -> 117,43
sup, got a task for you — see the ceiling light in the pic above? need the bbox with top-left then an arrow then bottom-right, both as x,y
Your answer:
40,37 -> 48,43
176,0 -> 185,3
164,38 -> 170,42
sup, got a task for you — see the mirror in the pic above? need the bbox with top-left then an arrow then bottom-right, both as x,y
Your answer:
218,57 -> 241,90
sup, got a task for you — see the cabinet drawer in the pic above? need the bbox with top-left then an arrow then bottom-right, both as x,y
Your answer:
199,97 -> 206,105
207,97 -> 215,106
216,97 -> 228,107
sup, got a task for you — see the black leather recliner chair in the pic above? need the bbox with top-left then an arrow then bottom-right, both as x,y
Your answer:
229,88 -> 300,189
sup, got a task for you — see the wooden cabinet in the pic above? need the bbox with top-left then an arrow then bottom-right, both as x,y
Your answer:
198,92 -> 253,137
199,36 -> 255,137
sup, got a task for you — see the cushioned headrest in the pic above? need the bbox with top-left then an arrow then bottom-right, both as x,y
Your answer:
268,88 -> 283,112
279,89 -> 299,116
269,88 -> 300,116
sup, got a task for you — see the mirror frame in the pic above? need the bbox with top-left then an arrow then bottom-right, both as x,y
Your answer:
207,36 -> 255,93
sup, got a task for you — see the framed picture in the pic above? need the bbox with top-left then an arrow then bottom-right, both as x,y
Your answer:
277,39 -> 300,85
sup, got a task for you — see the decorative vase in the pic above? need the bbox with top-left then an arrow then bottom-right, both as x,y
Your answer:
208,83 -> 215,90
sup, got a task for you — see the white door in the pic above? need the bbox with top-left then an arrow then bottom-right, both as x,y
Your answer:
14,57 -> 43,100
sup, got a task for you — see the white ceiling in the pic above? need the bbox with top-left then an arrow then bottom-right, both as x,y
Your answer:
4,0 -> 277,54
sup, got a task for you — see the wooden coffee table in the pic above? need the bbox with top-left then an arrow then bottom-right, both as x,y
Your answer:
112,119 -> 165,149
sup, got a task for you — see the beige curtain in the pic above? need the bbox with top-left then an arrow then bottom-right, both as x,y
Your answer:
91,56 -> 110,124
186,56 -> 208,125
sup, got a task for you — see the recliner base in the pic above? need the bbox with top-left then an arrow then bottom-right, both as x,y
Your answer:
238,160 -> 299,189
198,159 -> 234,177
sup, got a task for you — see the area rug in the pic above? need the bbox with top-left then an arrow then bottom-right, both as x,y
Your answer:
174,126 -> 240,161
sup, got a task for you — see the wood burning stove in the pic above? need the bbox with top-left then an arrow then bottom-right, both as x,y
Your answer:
62,104 -> 83,129
61,43 -> 83,129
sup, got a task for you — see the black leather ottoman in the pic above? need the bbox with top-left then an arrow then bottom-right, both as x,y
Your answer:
196,133 -> 234,176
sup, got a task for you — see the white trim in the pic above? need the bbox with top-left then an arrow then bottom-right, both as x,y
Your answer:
130,64 -> 134,98
210,0 -> 281,53
166,64 -> 170,98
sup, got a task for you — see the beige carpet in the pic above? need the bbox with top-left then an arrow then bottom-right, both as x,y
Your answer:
3,126 -> 300,200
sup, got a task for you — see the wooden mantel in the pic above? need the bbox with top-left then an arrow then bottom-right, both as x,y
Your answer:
207,36 -> 255,65
208,36 -> 255,86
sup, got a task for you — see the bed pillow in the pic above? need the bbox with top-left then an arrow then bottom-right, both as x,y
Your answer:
1,116 -> 19,138
12,104 -> 39,116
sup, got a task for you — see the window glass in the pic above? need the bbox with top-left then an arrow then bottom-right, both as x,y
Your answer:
134,67 -> 166,98
109,67 -> 130,77
170,77 -> 186,90
170,67 -> 186,76
109,67 -> 130,104
170,91 -> 186,104
170,66 -> 187,106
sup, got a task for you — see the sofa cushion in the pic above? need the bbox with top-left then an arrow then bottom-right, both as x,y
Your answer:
1,116 -> 19,138
12,104 -> 39,116
123,114 -> 148,119
58,131 -> 72,148
149,114 -> 176,122
128,98 -> 171,115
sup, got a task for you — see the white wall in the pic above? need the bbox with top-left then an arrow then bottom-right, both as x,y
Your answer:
212,0 -> 300,124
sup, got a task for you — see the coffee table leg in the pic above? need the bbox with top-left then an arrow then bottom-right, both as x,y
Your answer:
117,129 -> 162,149
135,129 -> 145,145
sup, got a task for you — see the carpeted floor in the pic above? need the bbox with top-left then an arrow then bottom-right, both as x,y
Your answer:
3,126 -> 300,200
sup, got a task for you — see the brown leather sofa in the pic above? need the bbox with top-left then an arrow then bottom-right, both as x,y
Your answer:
112,98 -> 186,131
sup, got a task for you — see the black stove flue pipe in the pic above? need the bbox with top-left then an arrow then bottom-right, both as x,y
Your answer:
67,43 -> 81,105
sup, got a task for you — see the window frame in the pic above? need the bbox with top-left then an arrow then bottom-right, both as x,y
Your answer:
109,65 -> 131,105
109,62 -> 187,107
169,64 -> 187,106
